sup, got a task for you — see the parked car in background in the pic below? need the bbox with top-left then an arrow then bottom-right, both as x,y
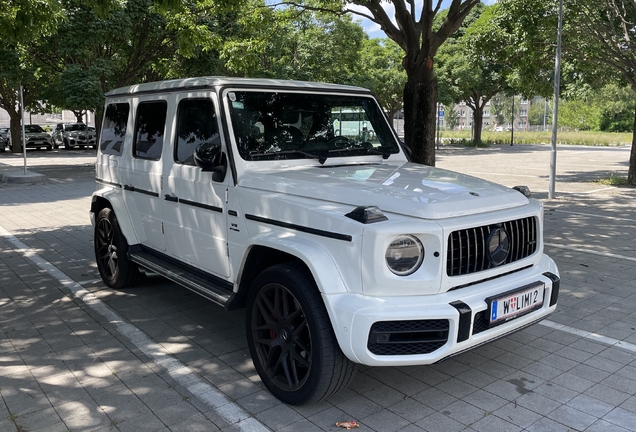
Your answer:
22,125 -> 54,150
0,127 -> 9,152
52,123 -> 97,149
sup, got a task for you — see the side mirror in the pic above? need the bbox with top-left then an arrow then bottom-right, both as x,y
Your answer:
194,141 -> 227,182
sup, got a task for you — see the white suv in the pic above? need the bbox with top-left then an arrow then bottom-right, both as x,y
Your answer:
91,77 -> 560,405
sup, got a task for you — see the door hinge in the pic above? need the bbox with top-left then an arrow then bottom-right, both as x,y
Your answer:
226,243 -> 230,257
161,223 -> 164,234
225,188 -> 228,203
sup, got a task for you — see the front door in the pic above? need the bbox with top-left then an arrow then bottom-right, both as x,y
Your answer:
162,92 -> 230,278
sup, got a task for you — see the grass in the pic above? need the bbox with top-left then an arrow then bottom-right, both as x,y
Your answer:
594,173 -> 632,187
440,130 -> 633,147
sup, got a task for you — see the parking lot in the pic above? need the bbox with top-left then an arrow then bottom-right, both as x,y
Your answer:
1,144 -> 635,432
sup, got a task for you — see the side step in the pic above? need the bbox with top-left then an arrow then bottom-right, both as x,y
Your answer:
129,247 -> 234,307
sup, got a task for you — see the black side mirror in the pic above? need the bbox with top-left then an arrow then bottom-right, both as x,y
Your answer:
194,141 -> 227,182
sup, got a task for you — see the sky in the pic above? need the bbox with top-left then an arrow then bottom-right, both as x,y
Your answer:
353,0 -> 498,39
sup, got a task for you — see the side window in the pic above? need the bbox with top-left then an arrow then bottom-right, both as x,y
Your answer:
175,98 -> 219,165
100,103 -> 130,156
134,101 -> 167,160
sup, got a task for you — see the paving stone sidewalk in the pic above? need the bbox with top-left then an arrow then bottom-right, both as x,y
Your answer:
1,145 -> 636,432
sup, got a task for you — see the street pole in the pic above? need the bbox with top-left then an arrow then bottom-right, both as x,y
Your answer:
549,0 -> 563,200
510,96 -> 514,146
19,84 -> 27,175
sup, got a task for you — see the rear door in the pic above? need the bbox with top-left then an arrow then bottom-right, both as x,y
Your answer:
122,95 -> 171,252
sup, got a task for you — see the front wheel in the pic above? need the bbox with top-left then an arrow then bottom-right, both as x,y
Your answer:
94,207 -> 142,288
246,263 -> 356,405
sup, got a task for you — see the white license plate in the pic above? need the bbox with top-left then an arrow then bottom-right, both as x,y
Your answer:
487,282 -> 545,325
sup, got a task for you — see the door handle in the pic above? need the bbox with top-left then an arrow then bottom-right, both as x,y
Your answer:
164,194 -> 178,202
123,184 -> 135,191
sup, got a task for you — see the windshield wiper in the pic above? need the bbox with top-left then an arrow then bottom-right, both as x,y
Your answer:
327,147 -> 390,159
249,150 -> 327,164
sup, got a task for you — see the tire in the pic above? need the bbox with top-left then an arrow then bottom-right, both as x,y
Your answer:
94,207 -> 142,289
64,139 -> 70,150
246,263 -> 357,405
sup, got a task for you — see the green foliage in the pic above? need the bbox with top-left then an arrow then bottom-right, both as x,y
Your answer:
221,2 -> 365,85
528,99 -> 551,127
355,38 -> 406,119
441,129 -> 632,146
444,105 -> 460,130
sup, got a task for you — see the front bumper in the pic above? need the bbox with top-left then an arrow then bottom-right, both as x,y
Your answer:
323,255 -> 559,366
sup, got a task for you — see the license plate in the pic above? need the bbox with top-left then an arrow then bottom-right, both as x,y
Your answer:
487,282 -> 545,325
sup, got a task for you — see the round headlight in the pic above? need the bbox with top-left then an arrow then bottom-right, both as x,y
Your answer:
385,235 -> 424,276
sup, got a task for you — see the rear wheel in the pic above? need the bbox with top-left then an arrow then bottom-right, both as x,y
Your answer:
94,207 -> 142,288
246,263 -> 356,405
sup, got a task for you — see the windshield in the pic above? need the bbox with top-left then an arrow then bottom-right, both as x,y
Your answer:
227,91 -> 400,162
67,123 -> 87,131
24,125 -> 44,133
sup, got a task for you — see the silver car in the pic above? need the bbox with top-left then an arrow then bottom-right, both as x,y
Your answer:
0,127 -> 9,152
22,125 -> 54,150
52,123 -> 97,149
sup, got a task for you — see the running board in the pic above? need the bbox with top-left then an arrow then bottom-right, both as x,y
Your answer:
129,247 -> 233,307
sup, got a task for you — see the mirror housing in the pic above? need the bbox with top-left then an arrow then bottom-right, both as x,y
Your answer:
194,141 -> 227,182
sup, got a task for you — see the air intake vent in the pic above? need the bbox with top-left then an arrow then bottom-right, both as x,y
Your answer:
367,320 -> 449,356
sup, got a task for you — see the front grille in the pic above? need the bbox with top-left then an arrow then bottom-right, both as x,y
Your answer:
446,217 -> 537,277
367,319 -> 449,356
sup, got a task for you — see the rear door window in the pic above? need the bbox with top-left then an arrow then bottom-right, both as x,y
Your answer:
100,103 -> 130,156
134,101 -> 167,160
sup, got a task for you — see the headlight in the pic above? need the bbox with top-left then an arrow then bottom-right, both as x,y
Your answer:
385,235 -> 424,276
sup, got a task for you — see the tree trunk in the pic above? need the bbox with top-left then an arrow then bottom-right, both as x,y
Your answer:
473,106 -> 484,145
629,107 -> 636,185
9,110 -> 22,153
403,78 -> 437,166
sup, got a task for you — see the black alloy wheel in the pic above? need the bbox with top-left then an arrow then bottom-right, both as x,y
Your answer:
94,207 -> 141,288
246,263 -> 356,405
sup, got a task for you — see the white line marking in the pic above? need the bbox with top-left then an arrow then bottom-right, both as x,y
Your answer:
548,209 -> 636,223
464,171 -> 539,178
0,225 -> 269,432
544,242 -> 636,262
576,186 -> 616,194
540,320 -> 636,354
76,278 -> 102,285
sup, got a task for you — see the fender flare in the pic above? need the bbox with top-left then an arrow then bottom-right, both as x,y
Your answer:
90,188 -> 139,246
240,233 -> 351,295
238,234 -> 359,362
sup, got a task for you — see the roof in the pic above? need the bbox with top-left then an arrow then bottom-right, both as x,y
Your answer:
105,77 -> 370,97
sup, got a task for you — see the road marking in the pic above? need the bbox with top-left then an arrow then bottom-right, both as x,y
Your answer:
540,320 -> 636,354
544,242 -> 636,262
0,225 -> 269,432
548,209 -> 636,223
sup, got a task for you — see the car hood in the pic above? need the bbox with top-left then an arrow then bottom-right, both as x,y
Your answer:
238,162 -> 529,220
25,132 -> 49,138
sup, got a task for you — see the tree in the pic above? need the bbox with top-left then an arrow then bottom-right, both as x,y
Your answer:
221,2 -> 366,85
0,0 -> 62,152
288,0 -> 480,165
0,46 -> 48,152
444,105 -> 460,130
563,0 -> 636,184
31,1 -> 181,129
528,98 -> 551,129
356,38 -> 406,121
351,0 -> 481,165
437,4 -> 508,144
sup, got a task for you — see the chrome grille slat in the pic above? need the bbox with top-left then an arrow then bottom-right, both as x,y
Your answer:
447,217 -> 538,277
